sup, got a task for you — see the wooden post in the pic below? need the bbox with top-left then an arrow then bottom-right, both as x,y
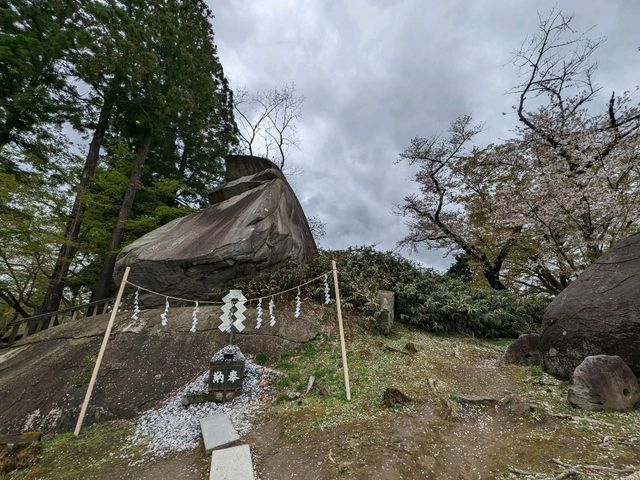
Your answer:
332,260 -> 351,401
74,266 -> 130,436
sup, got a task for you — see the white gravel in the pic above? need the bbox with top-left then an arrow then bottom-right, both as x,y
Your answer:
211,344 -> 246,362
130,350 -> 278,457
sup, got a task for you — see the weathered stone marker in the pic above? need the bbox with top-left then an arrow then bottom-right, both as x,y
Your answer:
199,413 -> 240,453
210,444 -> 255,480
375,290 -> 395,335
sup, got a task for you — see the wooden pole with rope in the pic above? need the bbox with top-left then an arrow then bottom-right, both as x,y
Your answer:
74,266 -> 131,435
332,260 -> 351,401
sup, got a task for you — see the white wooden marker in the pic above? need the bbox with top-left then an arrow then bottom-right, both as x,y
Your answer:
74,266 -> 131,436
332,260 -> 351,401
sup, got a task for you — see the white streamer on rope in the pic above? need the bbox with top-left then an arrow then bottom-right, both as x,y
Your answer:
160,297 -> 169,326
324,273 -> 332,304
255,298 -> 263,329
190,301 -> 199,333
294,287 -> 302,319
125,271 -> 331,305
125,269 -> 334,332
268,296 -> 276,327
131,287 -> 141,320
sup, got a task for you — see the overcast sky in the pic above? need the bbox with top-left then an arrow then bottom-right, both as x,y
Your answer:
209,0 -> 639,271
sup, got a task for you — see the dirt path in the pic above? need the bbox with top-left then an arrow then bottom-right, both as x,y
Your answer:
97,451 -> 209,480
245,334 -> 640,480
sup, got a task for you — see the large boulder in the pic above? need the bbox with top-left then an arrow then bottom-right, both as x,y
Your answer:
539,233 -> 640,379
504,333 -> 541,365
0,304 -> 322,434
114,155 -> 317,299
567,355 -> 640,411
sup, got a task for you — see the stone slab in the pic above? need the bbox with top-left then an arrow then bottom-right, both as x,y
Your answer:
199,413 -> 240,453
210,444 -> 254,480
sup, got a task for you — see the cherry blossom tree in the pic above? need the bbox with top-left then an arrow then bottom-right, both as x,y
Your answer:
398,10 -> 640,294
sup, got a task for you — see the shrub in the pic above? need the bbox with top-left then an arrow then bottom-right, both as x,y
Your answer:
220,247 -> 549,339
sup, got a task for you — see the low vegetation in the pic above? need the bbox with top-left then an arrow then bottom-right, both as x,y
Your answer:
225,247 -> 549,338
253,323 -> 640,478
2,421 -> 142,480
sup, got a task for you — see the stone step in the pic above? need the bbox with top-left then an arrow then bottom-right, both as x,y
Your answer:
199,413 -> 240,453
210,444 -> 255,480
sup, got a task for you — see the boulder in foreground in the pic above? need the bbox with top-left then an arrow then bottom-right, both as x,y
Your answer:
567,355 -> 640,411
0,305 -> 321,434
504,333 -> 541,365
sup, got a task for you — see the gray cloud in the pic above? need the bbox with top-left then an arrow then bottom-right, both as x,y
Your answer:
210,0 -> 639,271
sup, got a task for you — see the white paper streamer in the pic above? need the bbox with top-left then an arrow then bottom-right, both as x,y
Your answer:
324,273 -> 331,304
190,300 -> 199,333
269,296 -> 276,327
255,298 -> 263,329
294,287 -> 301,319
160,297 -> 169,326
131,287 -> 141,320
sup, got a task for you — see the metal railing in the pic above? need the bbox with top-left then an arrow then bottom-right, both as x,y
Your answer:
1,297 -> 121,346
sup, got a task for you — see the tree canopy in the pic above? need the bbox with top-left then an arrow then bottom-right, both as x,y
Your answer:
0,0 -> 237,322
398,10 -> 640,295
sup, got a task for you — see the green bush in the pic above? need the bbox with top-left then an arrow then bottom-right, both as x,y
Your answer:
221,247 -> 549,339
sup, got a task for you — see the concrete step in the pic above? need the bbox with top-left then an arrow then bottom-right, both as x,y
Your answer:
210,444 -> 255,480
199,413 -> 240,453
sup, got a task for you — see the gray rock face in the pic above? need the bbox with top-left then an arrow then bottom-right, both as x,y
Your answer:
0,305 -> 322,434
114,155 -> 317,299
504,334 -> 541,365
375,290 -> 395,335
567,355 -> 640,411
539,233 -> 640,379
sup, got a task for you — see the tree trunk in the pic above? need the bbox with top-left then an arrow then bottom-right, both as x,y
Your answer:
92,133 -> 152,304
36,100 -> 113,316
482,267 -> 507,290
0,290 -> 30,318
0,109 -> 21,149
0,129 -> 10,148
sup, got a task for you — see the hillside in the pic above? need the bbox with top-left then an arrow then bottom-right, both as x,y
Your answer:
1,307 -> 639,479
0,304 -> 321,435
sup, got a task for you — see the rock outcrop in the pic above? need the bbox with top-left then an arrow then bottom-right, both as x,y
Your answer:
504,333 -> 541,365
539,233 -> 640,379
114,155 -> 317,299
567,355 -> 640,411
0,304 -> 322,434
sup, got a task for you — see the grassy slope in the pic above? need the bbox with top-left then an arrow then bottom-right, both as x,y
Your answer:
3,319 -> 639,479
258,323 -> 640,478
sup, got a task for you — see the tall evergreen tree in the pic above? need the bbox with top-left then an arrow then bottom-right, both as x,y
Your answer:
36,0 -> 140,314
0,0 -> 81,173
91,0 -> 236,301
1,0 -> 236,319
